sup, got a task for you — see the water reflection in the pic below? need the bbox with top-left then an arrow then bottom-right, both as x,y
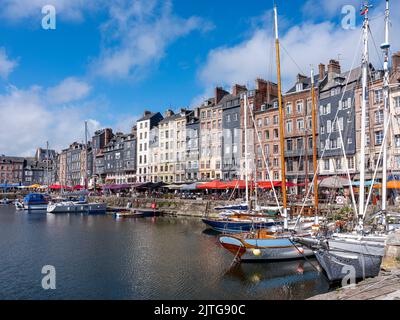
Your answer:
0,206 -> 330,300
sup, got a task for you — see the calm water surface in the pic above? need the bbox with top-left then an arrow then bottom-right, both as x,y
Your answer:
0,206 -> 330,299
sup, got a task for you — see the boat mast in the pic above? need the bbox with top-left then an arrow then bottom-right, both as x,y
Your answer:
244,93 -> 250,207
359,2 -> 370,229
85,120 -> 88,190
381,0 -> 390,212
46,141 -> 49,192
274,4 -> 288,229
311,69 -> 319,224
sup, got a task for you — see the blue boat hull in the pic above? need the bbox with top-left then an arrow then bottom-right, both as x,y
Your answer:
202,218 -> 282,233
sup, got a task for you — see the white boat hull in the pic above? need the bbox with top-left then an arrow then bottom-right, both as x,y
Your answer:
47,202 -> 107,214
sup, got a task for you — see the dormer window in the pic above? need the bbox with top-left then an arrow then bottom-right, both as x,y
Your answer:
296,83 -> 303,92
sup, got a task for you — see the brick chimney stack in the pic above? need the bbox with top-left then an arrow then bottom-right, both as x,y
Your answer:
319,63 -> 326,81
164,109 -> 175,118
215,87 -> 229,104
327,59 -> 341,81
232,84 -> 247,96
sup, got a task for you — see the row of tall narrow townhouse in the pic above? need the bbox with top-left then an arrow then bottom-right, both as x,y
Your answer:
283,73 -> 319,193
317,60 -> 359,178
355,52 -> 400,180
243,79 -> 279,182
152,108 -> 194,183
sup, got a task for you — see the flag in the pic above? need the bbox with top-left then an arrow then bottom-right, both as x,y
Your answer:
360,6 -> 369,15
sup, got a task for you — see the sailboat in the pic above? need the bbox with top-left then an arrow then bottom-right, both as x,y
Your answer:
218,4 -> 316,261
293,1 -> 393,282
47,121 -> 107,214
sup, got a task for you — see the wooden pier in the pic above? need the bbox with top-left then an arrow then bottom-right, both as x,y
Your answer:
309,271 -> 400,300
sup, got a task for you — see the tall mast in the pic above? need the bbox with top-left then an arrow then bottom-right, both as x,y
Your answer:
381,0 -> 390,211
85,120 -> 88,190
46,141 -> 49,191
311,69 -> 319,223
244,94 -> 250,207
274,5 -> 288,229
359,2 -> 370,229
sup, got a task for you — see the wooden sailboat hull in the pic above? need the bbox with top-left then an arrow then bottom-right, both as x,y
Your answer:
219,235 -> 314,261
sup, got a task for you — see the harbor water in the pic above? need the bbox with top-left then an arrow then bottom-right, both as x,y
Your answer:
0,206 -> 330,299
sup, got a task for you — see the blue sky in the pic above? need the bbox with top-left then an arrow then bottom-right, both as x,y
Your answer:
0,0 -> 398,156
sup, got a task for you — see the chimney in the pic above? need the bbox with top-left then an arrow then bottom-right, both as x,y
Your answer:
164,109 -> 175,118
296,74 -> 307,83
327,59 -> 341,81
215,87 -> 229,104
319,63 -> 326,81
392,51 -> 400,73
193,107 -> 200,118
232,84 -> 247,96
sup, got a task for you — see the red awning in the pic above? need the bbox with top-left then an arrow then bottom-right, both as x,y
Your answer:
225,180 -> 255,189
49,185 -> 72,190
73,185 -> 84,190
197,180 -> 229,190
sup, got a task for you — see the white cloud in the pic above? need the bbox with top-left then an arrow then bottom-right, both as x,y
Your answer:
0,0 -> 102,23
197,0 -> 400,97
0,48 -> 18,79
46,77 -> 91,104
91,0 -> 213,79
0,82 -> 101,157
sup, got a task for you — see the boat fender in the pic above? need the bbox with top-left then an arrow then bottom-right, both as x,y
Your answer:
252,249 -> 261,256
298,247 -> 304,254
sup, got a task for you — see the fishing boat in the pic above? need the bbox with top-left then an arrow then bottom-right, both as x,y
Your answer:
294,1 -> 395,282
22,193 -> 49,210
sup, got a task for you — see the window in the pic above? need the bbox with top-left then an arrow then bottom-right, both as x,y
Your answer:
273,145 -> 279,154
395,135 -> 400,148
375,131 -> 384,145
326,120 -> 331,133
374,89 -> 383,103
286,120 -> 293,133
324,159 -> 330,171
348,138 -> 353,145
286,103 -> 292,115
296,119 -> 304,131
335,158 -> 342,170
375,110 -> 384,124
273,115 -> 279,125
264,117 -> 270,126
297,138 -> 303,150
257,118 -> 262,128
347,157 -> 354,169
273,129 -> 279,138
264,130 -> 270,140
296,100 -> 303,113
287,139 -> 293,151
395,96 -> 400,109
320,125 -> 325,134
226,115 -> 231,123
233,113 -> 238,121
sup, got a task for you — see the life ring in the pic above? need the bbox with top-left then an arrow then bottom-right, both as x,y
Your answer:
336,196 -> 345,205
